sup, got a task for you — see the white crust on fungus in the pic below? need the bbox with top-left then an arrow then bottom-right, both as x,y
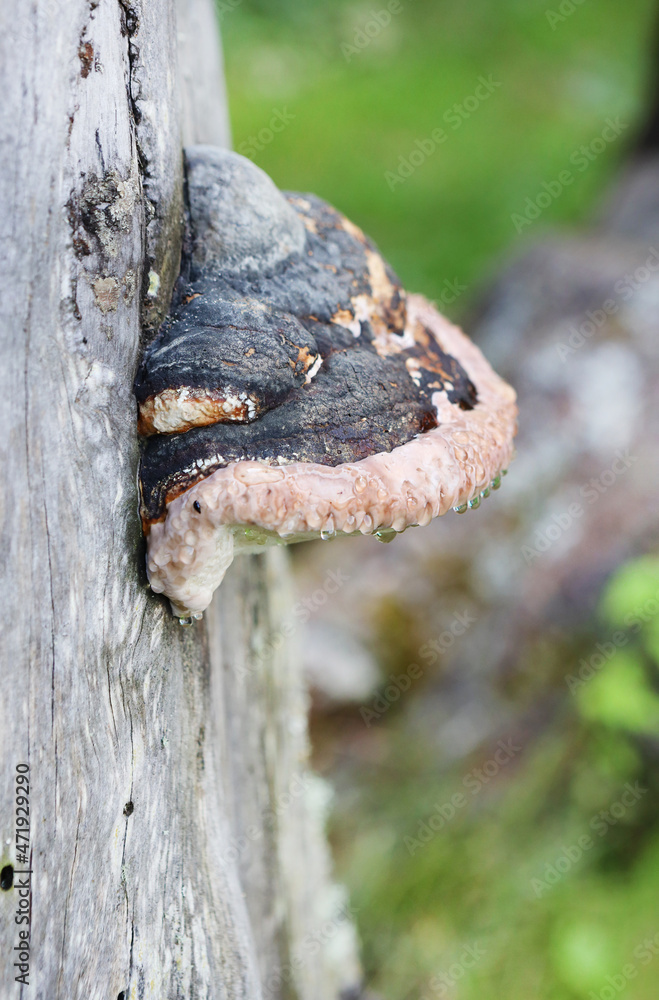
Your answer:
138,386 -> 258,435
146,295 -> 517,615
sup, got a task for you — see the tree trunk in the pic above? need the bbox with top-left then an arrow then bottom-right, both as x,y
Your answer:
0,1 -> 361,997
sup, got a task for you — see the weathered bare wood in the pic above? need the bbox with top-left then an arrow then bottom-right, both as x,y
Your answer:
176,8 -> 361,995
0,0 -> 360,997
177,0 -> 233,150
206,552 -> 362,999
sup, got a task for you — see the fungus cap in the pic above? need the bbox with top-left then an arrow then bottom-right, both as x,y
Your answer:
136,148 -> 517,620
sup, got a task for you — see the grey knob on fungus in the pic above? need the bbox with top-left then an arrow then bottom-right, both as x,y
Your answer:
135,147 -> 517,622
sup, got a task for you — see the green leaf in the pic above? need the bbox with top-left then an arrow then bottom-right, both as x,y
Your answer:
551,921 -> 612,991
577,651 -> 659,734
600,557 -> 659,629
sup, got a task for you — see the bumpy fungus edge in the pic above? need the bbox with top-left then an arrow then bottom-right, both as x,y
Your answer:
146,295 -> 517,617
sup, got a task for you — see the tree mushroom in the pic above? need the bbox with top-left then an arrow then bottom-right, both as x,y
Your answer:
135,147 -> 517,622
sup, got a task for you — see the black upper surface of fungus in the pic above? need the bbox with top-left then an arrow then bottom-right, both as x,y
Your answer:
136,148 -> 477,524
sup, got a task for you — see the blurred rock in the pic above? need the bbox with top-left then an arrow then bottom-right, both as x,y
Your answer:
302,620 -> 381,711
598,152 -> 659,244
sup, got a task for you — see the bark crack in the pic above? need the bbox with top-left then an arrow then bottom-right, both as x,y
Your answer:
128,904 -> 136,991
107,658 -> 119,742
40,455 -> 57,734
57,812 -> 82,994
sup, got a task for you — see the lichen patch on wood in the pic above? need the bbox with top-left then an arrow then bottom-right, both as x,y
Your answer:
92,275 -> 121,312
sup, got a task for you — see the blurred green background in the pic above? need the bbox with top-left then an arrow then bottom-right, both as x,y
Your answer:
221,2 -> 659,998
222,0 -> 654,315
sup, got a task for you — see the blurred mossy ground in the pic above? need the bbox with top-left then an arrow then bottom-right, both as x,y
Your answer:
323,559 -> 659,1000
221,3 -> 659,997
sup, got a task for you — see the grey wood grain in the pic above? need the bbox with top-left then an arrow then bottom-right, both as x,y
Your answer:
0,0 -> 360,997
177,0 -> 233,150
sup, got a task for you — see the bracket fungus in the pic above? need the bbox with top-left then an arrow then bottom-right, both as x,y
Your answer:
135,147 -> 517,622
